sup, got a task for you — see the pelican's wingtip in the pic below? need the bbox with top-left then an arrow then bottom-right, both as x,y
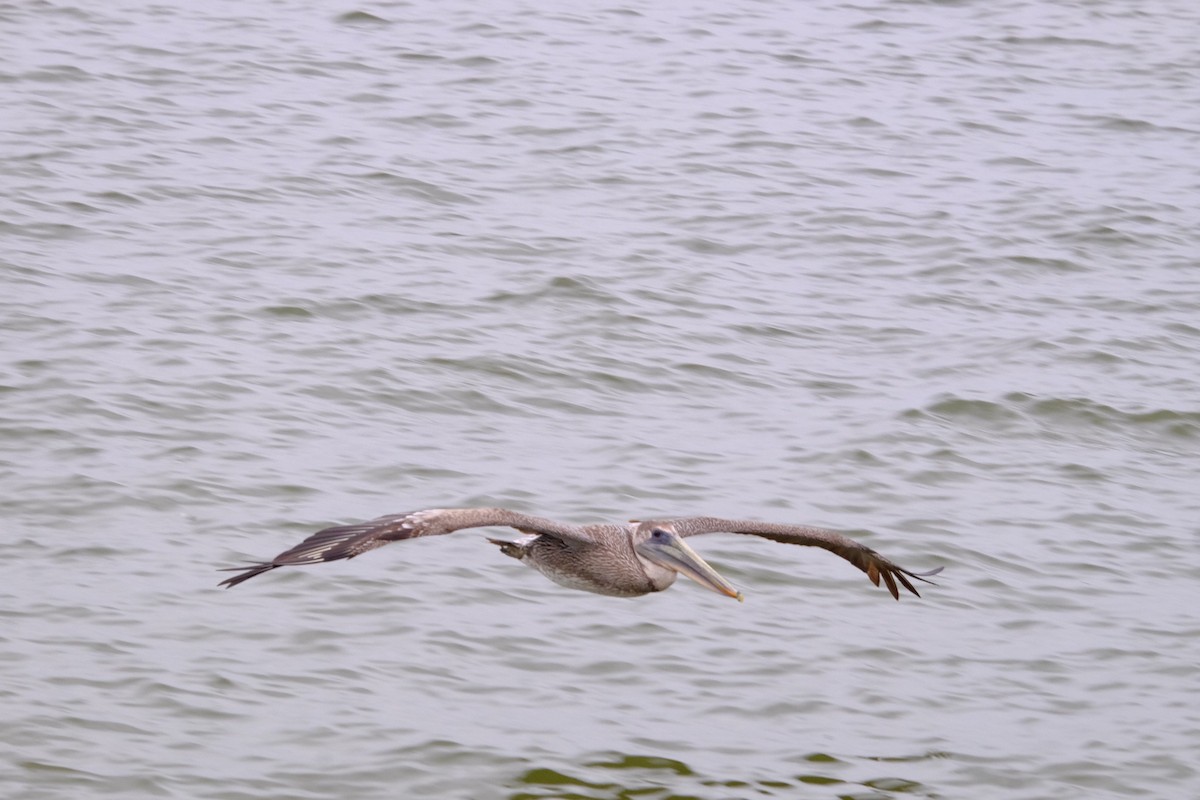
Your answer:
216,562 -> 276,588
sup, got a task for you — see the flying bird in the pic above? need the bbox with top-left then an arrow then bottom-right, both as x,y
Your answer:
219,507 -> 941,600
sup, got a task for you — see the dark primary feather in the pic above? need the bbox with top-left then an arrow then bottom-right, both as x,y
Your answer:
664,516 -> 943,599
217,514 -> 413,588
218,507 -> 584,588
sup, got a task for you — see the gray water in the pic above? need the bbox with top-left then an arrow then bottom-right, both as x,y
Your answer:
3,0 -> 1199,798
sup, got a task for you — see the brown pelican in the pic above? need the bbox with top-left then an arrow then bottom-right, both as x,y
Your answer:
219,507 -> 941,600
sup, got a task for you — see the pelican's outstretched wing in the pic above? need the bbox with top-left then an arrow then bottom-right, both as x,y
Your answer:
663,517 -> 942,600
218,507 -> 580,588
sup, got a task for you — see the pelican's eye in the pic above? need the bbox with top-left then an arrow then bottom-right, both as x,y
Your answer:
651,529 -> 669,541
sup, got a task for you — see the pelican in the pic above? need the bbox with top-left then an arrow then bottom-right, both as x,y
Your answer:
219,507 -> 941,600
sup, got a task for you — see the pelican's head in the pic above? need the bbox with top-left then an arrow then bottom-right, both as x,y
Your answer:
634,524 -> 744,601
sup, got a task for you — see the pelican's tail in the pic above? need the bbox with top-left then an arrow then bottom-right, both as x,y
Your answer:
487,537 -> 524,559
487,534 -> 541,560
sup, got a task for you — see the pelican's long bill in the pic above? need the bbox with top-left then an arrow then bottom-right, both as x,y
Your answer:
637,529 -> 745,602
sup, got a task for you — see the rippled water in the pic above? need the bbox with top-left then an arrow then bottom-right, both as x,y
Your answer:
4,0 -> 1199,798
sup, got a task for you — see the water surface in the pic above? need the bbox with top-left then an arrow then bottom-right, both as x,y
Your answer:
3,0 -> 1199,798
